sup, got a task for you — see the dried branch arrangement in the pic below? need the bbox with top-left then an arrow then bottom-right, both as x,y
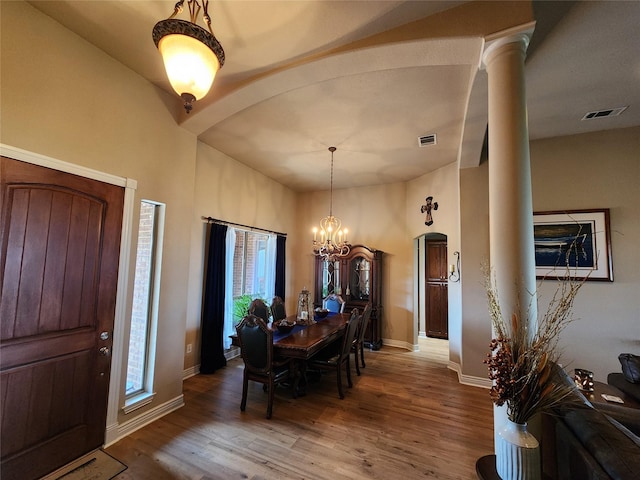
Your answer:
483,268 -> 586,424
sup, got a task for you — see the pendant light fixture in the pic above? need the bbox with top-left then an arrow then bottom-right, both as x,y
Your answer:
152,0 -> 225,114
312,147 -> 351,261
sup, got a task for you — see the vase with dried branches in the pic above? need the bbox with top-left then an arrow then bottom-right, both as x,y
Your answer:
483,267 -> 586,479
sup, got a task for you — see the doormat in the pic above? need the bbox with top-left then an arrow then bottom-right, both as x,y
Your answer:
49,449 -> 127,480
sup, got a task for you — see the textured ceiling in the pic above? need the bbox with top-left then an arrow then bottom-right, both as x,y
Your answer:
28,1 -> 640,192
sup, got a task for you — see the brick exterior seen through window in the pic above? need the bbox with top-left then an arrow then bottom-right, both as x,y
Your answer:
126,201 -> 156,396
233,231 -> 268,299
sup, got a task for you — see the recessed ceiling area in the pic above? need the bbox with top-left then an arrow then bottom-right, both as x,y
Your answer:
199,64 -> 472,192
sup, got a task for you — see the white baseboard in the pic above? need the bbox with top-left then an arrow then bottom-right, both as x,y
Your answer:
380,337 -> 414,351
225,347 -> 241,361
182,345 -> 305,382
448,361 -> 492,389
381,339 -> 489,388
379,337 -> 490,389
104,394 -> 184,447
105,353 -> 240,446
182,348 -> 239,380
183,364 -> 199,379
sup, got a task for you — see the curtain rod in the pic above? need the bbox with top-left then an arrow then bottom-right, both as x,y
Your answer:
202,216 -> 287,237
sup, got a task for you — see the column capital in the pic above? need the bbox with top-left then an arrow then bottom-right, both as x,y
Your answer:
481,24 -> 535,70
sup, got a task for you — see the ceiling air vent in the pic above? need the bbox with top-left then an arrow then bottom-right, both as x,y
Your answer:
582,106 -> 628,120
418,134 -> 437,147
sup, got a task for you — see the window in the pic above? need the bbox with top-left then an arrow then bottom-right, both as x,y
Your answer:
233,231 -> 269,299
223,229 -> 276,348
125,200 -> 164,410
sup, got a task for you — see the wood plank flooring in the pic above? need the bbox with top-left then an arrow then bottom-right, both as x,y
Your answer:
106,340 -> 494,479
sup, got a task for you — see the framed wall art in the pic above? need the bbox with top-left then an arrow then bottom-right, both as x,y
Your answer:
533,209 -> 613,281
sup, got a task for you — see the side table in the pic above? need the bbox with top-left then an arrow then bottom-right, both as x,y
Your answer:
582,381 -> 640,409
475,455 -> 500,480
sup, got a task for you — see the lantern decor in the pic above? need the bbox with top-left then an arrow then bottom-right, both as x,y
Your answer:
296,287 -> 315,325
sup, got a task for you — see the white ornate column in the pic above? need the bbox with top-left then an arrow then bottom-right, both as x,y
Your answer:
482,29 -> 538,450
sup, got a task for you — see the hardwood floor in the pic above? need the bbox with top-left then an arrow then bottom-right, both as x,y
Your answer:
106,340 -> 494,479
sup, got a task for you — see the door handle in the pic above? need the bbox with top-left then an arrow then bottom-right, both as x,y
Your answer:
99,346 -> 110,356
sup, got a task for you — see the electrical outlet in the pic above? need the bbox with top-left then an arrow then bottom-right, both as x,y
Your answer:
186,343 -> 192,354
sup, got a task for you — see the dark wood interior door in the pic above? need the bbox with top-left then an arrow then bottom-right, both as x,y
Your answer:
0,157 -> 124,480
425,240 -> 448,339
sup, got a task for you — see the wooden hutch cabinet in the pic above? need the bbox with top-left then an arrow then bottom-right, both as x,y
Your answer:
313,245 -> 383,349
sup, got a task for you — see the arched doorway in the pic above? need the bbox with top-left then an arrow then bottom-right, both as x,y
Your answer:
425,235 -> 449,339
415,233 -> 450,344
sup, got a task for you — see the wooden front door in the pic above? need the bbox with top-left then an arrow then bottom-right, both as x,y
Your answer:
0,157 -> 124,480
425,240 -> 448,339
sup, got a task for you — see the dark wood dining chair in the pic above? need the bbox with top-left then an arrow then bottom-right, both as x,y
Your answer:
270,296 -> 287,323
248,298 -> 270,324
235,314 -> 291,419
323,293 -> 346,313
352,303 -> 372,376
308,308 -> 360,399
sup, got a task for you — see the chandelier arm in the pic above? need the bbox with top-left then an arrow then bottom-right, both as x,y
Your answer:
168,0 -> 184,19
187,0 -> 200,24
201,0 -> 214,35
202,0 -> 215,37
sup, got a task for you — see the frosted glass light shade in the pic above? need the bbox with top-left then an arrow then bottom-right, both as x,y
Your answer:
158,33 -> 220,101
153,18 -> 225,112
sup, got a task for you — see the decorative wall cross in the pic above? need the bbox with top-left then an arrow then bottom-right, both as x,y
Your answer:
420,196 -> 438,226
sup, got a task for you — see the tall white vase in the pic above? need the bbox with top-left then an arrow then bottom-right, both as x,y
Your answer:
495,419 -> 541,480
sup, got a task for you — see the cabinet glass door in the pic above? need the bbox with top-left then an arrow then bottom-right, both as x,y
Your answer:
321,259 -> 340,297
349,256 -> 370,300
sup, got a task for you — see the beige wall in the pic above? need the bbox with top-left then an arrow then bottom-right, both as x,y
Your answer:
294,182 -> 414,346
406,162 -> 462,358
458,127 -> 640,382
1,1 -> 196,428
184,142 -> 299,370
459,161 -> 492,379
530,127 -> 640,382
293,161 -> 463,354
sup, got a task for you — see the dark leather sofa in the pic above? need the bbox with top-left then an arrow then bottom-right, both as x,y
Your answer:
608,372 -> 640,403
541,370 -> 640,480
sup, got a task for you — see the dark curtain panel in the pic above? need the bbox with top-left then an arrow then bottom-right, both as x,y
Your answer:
275,234 -> 286,301
200,223 -> 228,374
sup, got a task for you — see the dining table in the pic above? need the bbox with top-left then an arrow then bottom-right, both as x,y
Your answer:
232,311 -> 351,397
271,312 -> 350,358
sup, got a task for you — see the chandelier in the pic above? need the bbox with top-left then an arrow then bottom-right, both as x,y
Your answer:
152,0 -> 225,114
312,147 -> 351,261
